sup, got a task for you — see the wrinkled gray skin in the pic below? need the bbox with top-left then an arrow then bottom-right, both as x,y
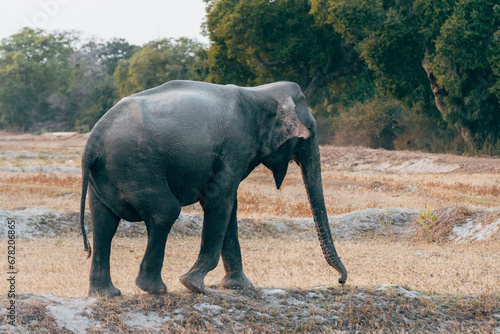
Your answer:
80,80 -> 347,296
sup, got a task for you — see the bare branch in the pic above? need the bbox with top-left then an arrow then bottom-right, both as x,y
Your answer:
303,59 -> 363,101
255,54 -> 287,68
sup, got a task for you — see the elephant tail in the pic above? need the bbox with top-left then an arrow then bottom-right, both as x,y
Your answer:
80,149 -> 94,259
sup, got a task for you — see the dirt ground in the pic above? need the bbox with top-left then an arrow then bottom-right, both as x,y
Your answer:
2,130 -> 500,173
320,145 -> 500,174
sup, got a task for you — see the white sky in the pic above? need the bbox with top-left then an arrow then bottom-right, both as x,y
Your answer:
0,0 -> 209,46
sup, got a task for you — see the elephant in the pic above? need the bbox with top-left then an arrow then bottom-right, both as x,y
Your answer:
79,80 -> 347,296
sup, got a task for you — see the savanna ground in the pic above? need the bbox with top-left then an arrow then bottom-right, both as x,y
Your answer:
0,130 -> 499,333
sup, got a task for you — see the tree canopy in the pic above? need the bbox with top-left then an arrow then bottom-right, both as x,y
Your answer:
204,0 -> 363,102
0,28 -> 73,131
0,30 -> 206,132
69,38 -> 139,130
114,38 -> 207,97
311,0 -> 500,145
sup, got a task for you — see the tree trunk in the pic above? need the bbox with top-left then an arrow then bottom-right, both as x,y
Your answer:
421,59 -> 471,143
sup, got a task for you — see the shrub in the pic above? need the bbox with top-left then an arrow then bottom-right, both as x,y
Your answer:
419,208 -> 437,242
331,98 -> 406,149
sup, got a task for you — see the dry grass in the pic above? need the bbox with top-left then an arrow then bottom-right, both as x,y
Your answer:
2,132 -> 500,298
2,166 -> 500,218
8,283 -> 499,333
1,132 -> 500,332
0,172 -> 81,210
159,164 -> 500,219
1,131 -> 500,217
5,234 -> 499,298
8,284 -> 498,333
3,231 -> 499,332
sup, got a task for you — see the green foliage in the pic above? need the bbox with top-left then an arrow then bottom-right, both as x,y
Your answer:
204,0 -> 361,101
329,95 -> 463,152
0,29 -> 207,132
74,77 -> 120,130
100,38 -> 140,76
427,0 -> 500,141
69,38 -> 137,129
394,112 -> 464,153
114,38 -> 207,97
311,0 -> 500,151
311,71 -> 378,119
312,0 -> 436,109
0,28 -> 73,130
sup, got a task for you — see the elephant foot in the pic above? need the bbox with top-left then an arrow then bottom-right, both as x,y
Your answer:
180,271 -> 206,293
89,284 -> 122,297
135,275 -> 167,294
221,272 -> 253,290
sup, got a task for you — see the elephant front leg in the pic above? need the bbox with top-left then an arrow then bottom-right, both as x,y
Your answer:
180,195 -> 236,293
220,198 -> 253,290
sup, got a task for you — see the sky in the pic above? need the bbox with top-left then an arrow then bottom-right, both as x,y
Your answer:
0,0 -> 209,46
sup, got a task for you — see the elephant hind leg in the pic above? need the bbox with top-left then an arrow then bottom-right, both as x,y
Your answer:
220,198 -> 253,290
134,190 -> 181,294
88,190 -> 121,297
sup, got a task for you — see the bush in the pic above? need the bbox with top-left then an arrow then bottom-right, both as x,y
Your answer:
331,98 -> 406,149
325,97 -> 465,153
315,117 -> 335,145
393,111 -> 464,154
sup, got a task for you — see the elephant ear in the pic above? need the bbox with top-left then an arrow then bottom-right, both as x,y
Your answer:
271,95 -> 311,151
266,95 -> 311,190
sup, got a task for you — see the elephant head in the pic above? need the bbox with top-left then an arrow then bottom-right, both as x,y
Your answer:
259,83 -> 347,285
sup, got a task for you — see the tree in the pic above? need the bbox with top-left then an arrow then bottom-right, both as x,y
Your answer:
204,0 -> 363,102
101,38 -> 140,76
114,38 -> 208,97
0,30 -> 207,132
311,0 -> 500,146
0,28 -> 73,130
424,0 -> 500,143
70,38 -> 139,130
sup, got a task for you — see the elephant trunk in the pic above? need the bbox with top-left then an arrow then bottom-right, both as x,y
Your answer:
297,136 -> 347,285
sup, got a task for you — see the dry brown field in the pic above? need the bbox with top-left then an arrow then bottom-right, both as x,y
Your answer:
0,131 -> 499,333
